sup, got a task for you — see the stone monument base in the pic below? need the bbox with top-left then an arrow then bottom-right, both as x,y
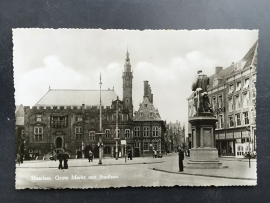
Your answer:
186,148 -> 227,169
187,115 -> 227,169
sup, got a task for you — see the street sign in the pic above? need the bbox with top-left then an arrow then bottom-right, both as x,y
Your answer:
121,140 -> 126,145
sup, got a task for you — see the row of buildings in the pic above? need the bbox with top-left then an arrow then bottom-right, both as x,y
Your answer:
16,51 -> 184,159
188,41 -> 258,157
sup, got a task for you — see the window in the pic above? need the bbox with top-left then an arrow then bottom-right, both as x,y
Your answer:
115,129 -> 120,138
76,115 -> 83,122
236,82 -> 241,91
243,78 -> 250,89
125,129 -> 130,138
243,112 -> 249,125
134,142 -> 140,148
34,127 -> 43,141
212,97 -> 217,110
243,92 -> 249,108
149,111 -> 153,117
105,129 -> 110,139
36,114 -> 42,122
218,114 -> 223,129
235,95 -> 241,110
140,111 -> 143,117
152,127 -> 160,137
21,129 -> 25,139
228,85 -> 234,94
229,116 -> 234,127
89,131 -> 95,141
134,127 -> 140,137
51,116 -> 67,128
143,141 -> 149,151
235,114 -> 241,126
218,95 -> 223,108
75,127 -> 82,140
143,127 -> 149,137
144,104 -> 147,107
228,98 -> 233,112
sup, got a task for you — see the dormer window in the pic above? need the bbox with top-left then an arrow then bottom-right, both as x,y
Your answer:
140,111 -> 143,117
144,104 -> 147,107
213,78 -> 218,87
228,84 -> 234,94
236,82 -> 241,91
243,78 -> 249,89
149,111 -> 153,117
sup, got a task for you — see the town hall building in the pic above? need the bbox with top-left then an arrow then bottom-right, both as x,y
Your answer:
22,51 -> 167,159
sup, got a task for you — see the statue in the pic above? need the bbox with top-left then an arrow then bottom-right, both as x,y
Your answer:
191,70 -> 213,115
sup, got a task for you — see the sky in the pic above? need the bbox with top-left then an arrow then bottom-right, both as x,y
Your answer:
13,29 -> 258,136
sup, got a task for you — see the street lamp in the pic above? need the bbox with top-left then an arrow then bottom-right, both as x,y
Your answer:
115,97 -> 120,160
97,73 -> 104,165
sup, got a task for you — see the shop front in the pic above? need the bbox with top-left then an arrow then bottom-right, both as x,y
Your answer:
215,129 -> 251,157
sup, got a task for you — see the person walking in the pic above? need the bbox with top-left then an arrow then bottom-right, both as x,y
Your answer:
88,150 -> 93,162
57,152 -> 63,169
178,148 -> 184,172
63,152 -> 69,169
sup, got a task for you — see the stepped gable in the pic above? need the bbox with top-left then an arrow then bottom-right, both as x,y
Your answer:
133,97 -> 161,121
35,89 -> 118,107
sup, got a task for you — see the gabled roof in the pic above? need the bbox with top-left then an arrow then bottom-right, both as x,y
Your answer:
15,104 -> 24,117
15,104 -> 24,126
208,65 -> 235,89
133,97 -> 162,121
35,89 -> 118,107
228,40 -> 258,77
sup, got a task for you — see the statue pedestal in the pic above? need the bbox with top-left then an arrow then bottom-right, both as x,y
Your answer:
187,114 -> 227,169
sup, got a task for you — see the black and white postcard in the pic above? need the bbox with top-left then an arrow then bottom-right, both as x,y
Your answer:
14,29 -> 258,189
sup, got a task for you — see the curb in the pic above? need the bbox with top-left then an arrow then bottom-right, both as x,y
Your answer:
16,161 -> 165,169
150,167 -> 256,181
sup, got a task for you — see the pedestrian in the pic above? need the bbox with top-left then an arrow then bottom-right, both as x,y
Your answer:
57,152 -> 63,169
88,150 -> 93,162
153,150 -> 157,158
129,149 -> 132,160
63,152 -> 69,169
178,148 -> 184,172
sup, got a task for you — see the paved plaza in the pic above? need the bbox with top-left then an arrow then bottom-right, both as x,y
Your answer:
16,154 -> 256,189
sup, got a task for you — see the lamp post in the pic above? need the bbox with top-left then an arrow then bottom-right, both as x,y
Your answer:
98,73 -> 104,165
115,98 -> 119,160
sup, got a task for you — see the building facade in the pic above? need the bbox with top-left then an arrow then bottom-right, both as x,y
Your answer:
133,81 -> 167,157
166,121 -> 185,152
188,41 -> 257,157
22,51 -> 166,159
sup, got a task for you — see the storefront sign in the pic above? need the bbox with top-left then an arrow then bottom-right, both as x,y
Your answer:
226,133 -> 233,139
219,133 -> 225,139
234,132 -> 241,138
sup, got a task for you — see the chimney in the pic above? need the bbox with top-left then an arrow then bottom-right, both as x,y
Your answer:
144,81 -> 149,98
215,66 -> 223,74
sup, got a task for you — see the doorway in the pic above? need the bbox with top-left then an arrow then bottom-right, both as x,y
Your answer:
56,137 -> 63,148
